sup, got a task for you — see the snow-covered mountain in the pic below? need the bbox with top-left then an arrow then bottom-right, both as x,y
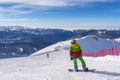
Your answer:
32,35 -> 120,56
0,26 -> 74,58
114,38 -> 120,42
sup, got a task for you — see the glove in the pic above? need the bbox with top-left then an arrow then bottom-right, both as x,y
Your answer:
70,57 -> 73,60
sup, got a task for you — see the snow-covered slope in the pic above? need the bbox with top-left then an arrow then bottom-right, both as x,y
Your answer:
32,35 -> 120,56
0,35 -> 120,80
0,50 -> 120,80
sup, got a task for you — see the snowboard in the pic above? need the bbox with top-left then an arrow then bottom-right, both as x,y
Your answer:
68,69 -> 95,72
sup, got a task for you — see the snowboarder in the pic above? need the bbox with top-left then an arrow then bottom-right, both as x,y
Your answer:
69,39 -> 88,72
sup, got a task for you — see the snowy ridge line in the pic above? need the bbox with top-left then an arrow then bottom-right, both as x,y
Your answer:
31,49 -> 59,56
31,51 -> 55,56
0,26 -> 120,32
31,41 -> 63,56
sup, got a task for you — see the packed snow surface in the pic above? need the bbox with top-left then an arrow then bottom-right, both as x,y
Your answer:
0,50 -> 120,80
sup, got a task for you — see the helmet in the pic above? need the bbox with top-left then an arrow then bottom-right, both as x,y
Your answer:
71,39 -> 76,44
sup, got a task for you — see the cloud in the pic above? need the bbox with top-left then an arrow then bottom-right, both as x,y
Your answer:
0,3 -> 55,16
0,4 -> 34,15
0,0 -> 116,7
0,18 -> 38,21
0,0 -> 117,17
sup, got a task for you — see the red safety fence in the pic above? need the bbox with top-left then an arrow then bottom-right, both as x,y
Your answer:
82,45 -> 120,57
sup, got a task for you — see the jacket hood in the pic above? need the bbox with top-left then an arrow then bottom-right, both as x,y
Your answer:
71,44 -> 79,48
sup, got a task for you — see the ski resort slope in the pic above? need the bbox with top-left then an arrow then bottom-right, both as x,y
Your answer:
0,35 -> 120,80
0,50 -> 120,80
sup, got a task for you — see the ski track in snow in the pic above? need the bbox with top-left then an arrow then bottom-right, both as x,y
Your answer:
0,50 -> 120,80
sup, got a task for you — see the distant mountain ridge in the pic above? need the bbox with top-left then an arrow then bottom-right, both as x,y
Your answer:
0,26 -> 120,58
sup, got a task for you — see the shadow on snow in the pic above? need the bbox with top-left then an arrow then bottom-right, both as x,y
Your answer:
93,70 -> 120,77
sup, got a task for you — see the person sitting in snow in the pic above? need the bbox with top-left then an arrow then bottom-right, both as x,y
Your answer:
69,39 -> 88,72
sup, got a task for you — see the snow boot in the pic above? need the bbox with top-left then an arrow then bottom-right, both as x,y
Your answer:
74,66 -> 79,72
82,67 -> 88,72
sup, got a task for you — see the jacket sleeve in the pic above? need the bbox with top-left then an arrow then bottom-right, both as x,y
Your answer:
69,46 -> 72,54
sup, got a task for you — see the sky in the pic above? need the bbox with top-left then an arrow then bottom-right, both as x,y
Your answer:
0,0 -> 120,29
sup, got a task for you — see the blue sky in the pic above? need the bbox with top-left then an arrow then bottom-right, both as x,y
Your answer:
0,0 -> 120,29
